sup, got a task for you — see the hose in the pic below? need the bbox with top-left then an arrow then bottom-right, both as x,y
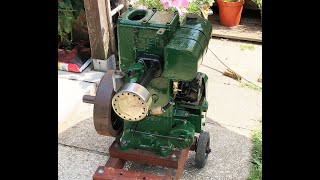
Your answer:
207,47 -> 262,89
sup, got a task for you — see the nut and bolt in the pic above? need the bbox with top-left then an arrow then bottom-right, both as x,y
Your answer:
152,94 -> 159,101
98,169 -> 104,174
121,140 -> 128,145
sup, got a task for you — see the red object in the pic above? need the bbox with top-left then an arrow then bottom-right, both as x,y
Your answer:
217,0 -> 245,27
92,139 -> 196,179
58,48 -> 78,63
58,41 -> 92,73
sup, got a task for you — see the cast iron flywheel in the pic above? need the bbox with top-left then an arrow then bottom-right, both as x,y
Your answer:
83,70 -> 123,137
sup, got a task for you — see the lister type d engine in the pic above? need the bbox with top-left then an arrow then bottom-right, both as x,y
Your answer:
84,8 -> 212,168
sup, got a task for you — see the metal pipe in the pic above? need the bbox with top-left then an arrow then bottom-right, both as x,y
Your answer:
111,4 -> 124,16
149,101 -> 175,115
83,95 -> 95,104
162,101 -> 175,110
139,68 -> 156,87
119,0 -> 127,13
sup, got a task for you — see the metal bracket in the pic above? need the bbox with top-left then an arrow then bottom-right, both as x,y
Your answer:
93,54 -> 117,72
92,137 -> 198,180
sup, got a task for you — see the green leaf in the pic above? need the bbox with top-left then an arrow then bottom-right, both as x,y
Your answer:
187,2 -> 201,16
63,18 -> 72,34
59,2 -> 66,9
65,15 -> 74,21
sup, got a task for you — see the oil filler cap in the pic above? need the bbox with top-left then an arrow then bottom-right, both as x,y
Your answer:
186,13 -> 198,20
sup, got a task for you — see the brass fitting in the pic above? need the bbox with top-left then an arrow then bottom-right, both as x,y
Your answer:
149,106 -> 163,115
173,81 -> 182,99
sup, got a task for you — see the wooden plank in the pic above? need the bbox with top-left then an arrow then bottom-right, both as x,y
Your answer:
93,167 -> 171,180
106,0 -> 116,55
209,15 -> 262,42
83,0 -> 110,60
105,157 -> 126,169
173,147 -> 190,180
211,33 -> 262,43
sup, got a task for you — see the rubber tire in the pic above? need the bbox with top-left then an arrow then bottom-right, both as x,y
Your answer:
195,131 -> 210,168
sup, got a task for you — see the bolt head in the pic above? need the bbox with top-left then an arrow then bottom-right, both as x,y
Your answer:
121,140 -> 127,145
98,169 -> 104,174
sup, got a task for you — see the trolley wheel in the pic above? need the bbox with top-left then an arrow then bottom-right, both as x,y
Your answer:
195,131 -> 211,168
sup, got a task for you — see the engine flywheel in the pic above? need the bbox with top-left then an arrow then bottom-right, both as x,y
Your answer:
93,70 -> 123,137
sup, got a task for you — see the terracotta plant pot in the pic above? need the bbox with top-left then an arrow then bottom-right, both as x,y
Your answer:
217,0 -> 245,27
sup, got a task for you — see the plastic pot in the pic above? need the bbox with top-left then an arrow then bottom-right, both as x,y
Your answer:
217,0 -> 245,27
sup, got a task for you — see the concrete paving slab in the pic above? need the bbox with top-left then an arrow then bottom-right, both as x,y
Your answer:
58,117 -> 115,153
205,81 -> 261,131
58,144 -> 108,180
58,64 -> 106,134
198,64 -> 262,138
203,38 -> 262,88
58,77 -> 96,133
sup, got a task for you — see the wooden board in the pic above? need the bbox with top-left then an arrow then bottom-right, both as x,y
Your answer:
209,15 -> 262,42
83,0 -> 110,60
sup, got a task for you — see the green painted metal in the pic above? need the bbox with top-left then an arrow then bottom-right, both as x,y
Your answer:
126,62 -> 145,83
120,77 -> 174,156
169,121 -> 195,149
174,97 -> 208,133
163,16 -> 212,81
117,8 -> 179,72
116,8 -> 212,156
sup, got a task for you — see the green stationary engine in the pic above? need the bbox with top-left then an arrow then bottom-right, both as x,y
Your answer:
84,7 -> 212,168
